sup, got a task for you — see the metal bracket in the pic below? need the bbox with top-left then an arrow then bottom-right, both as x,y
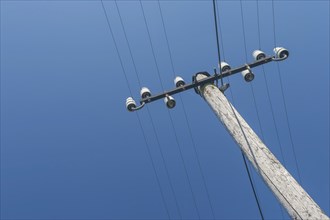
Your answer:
272,55 -> 288,61
219,83 -> 230,93
131,102 -> 145,111
192,72 -> 211,95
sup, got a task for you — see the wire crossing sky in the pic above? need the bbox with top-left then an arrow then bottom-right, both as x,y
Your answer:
0,1 -> 329,219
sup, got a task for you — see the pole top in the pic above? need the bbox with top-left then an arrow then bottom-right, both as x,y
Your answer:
192,72 -> 211,95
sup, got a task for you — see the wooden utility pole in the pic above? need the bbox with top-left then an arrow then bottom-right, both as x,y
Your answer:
196,73 -> 329,220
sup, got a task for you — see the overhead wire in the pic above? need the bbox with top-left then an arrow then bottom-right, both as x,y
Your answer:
240,0 -> 264,219
239,0 -> 265,142
100,1 -> 171,218
145,107 -> 182,219
215,0 -> 235,102
227,100 -> 303,220
255,1 -> 285,218
113,1 -> 182,218
255,0 -> 286,165
213,1 -> 265,219
271,0 -> 302,183
212,1 -> 263,219
138,0 -> 164,92
241,153 -> 265,220
157,1 -> 216,219
138,0 -> 201,218
212,0 -> 223,86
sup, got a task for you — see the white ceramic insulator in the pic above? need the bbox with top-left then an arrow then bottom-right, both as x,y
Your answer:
253,50 -> 266,60
241,69 -> 254,82
220,62 -> 231,72
126,97 -> 136,111
140,87 -> 151,99
174,76 -> 185,87
164,96 -> 176,109
274,47 -> 289,58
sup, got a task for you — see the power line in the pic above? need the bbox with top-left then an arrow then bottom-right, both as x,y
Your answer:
100,1 -> 171,218
2,0 -> 330,1
212,0 -> 222,68
262,66 -> 286,220
212,0 -> 223,86
213,0 -> 265,218
270,0 -> 302,183
214,0 -> 235,102
138,0 -> 165,91
213,1 -> 265,219
255,0 -> 286,168
239,0 -> 265,141
113,1 -> 182,218
156,1 -> 175,76
241,153 -> 265,220
145,107 -> 183,219
215,0 -> 225,61
138,1 -> 201,218
113,0 -> 142,86
227,100 -> 303,220
238,1 -> 266,219
157,1 -> 216,219
0,5 -> 2,218
255,1 -> 286,218
135,112 -> 171,219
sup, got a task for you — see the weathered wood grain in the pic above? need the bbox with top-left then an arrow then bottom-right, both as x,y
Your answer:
196,73 -> 329,220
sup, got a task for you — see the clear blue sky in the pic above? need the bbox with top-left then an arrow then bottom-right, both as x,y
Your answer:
1,0 -> 329,219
